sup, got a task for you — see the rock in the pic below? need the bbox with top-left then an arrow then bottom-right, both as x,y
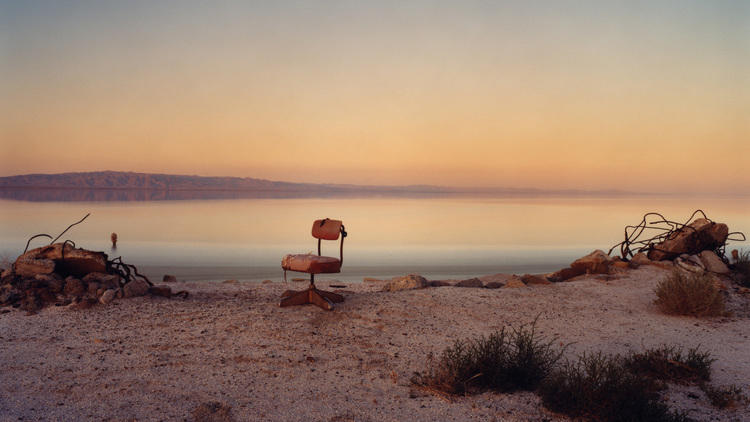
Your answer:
116,288 -> 124,299
123,279 -> 149,297
698,251 -> 730,274
33,274 -> 55,282
502,276 -> 526,288
630,252 -> 651,268
82,272 -> 119,289
47,278 -> 64,293
608,258 -> 630,271
454,278 -> 483,288
63,277 -> 86,296
430,280 -> 452,287
14,257 -> 55,278
99,289 -> 116,304
570,250 -> 612,275
18,243 -> 108,277
1,268 -> 12,280
478,273 -> 514,284
363,277 -> 383,283
71,297 -> 97,310
675,256 -> 705,274
20,294 -> 41,313
87,281 -> 100,296
382,274 -> 429,292
261,279 -> 273,284
520,274 -> 551,285
163,274 -> 178,283
547,267 -> 584,282
484,281 -> 504,289
148,285 -> 172,298
647,218 -> 729,261
222,279 -> 238,284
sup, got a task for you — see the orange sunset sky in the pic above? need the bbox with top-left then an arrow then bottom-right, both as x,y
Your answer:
1,1 -> 748,193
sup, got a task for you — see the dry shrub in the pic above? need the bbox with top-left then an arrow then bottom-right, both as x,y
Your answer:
700,383 -> 747,409
654,271 -> 725,317
539,353 -> 691,422
732,249 -> 750,287
414,318 -> 564,394
624,345 -> 714,384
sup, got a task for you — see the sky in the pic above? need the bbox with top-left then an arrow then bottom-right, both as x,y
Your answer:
1,1 -> 748,193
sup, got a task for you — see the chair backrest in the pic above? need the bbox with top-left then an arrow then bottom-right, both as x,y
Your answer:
311,218 -> 343,240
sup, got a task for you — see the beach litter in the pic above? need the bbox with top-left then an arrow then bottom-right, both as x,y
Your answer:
0,213 -> 187,314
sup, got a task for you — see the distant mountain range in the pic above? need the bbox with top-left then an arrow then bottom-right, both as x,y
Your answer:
0,171 -> 636,202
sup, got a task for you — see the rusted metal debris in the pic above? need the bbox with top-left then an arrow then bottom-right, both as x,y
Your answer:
2,213 -> 187,314
608,210 -> 746,261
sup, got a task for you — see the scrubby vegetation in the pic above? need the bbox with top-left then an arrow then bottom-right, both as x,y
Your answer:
732,249 -> 750,288
654,270 -> 725,317
700,383 -> 747,409
413,318 -> 564,394
623,345 -> 714,384
415,323 -> 741,422
539,352 -> 690,422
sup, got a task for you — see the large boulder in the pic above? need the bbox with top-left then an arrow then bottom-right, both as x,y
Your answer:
14,257 -> 55,277
570,250 -> 612,275
15,243 -> 107,277
382,274 -> 429,292
698,250 -> 730,274
647,218 -> 729,261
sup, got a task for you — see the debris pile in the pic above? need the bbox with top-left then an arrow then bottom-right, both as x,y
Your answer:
0,214 -> 186,315
549,210 -> 746,282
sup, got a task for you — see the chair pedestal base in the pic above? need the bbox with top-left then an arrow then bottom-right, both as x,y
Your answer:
280,277 -> 344,311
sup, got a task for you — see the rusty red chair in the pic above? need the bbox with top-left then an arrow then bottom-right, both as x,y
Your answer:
280,218 -> 347,310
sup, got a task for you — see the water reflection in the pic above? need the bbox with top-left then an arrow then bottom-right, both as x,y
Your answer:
0,195 -> 747,282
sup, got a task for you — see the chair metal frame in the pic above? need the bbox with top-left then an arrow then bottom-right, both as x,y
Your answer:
280,219 -> 347,310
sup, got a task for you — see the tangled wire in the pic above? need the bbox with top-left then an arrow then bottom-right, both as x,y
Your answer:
607,209 -> 746,261
22,212 -> 152,288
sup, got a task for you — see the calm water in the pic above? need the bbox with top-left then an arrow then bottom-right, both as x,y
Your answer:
1,195 -> 748,282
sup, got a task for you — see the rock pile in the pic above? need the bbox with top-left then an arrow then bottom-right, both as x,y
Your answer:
647,218 -> 729,261
0,242 -> 178,314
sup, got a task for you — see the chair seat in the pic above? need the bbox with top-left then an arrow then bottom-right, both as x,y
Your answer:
281,254 -> 341,274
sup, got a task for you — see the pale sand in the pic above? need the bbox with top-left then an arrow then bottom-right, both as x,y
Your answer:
1,266 -> 749,421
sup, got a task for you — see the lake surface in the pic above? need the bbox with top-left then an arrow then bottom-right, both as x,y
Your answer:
1,195 -> 748,282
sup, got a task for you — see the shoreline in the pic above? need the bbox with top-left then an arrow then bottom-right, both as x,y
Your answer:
136,264 -> 571,284
1,265 -> 748,421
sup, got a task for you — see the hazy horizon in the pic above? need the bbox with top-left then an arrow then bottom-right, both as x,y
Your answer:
2,1 -> 748,194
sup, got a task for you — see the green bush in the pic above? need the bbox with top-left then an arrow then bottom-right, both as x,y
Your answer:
539,353 -> 691,422
414,318 -> 564,394
654,271 -> 725,317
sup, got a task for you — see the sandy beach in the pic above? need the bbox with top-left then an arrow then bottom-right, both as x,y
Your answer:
1,265 -> 748,421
